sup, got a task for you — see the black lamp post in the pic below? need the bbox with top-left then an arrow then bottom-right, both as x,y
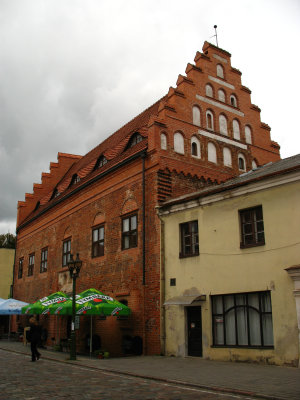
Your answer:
67,253 -> 82,360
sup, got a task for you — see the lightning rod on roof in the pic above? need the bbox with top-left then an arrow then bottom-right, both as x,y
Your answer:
213,25 -> 218,47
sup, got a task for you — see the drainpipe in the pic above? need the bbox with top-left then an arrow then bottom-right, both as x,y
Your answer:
11,233 -> 17,298
157,209 -> 166,356
141,151 -> 147,355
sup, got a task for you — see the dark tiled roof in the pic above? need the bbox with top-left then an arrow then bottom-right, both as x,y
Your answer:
160,154 -> 300,208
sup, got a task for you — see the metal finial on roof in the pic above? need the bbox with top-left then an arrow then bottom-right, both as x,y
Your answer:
213,25 -> 218,47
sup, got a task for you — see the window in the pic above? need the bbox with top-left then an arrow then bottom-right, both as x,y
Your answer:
69,174 -> 80,187
180,220 -> 199,258
92,225 -> 104,258
192,106 -> 201,127
191,136 -> 200,158
230,95 -> 237,107
18,258 -> 23,279
117,299 -> 129,320
245,125 -> 252,144
217,64 -> 224,79
122,214 -> 137,250
223,147 -> 232,167
232,119 -> 240,140
40,248 -> 48,273
219,114 -> 228,135
205,84 -> 213,97
208,142 -> 217,163
94,155 -> 107,170
218,89 -> 225,102
160,133 -> 167,150
238,153 -> 246,171
62,239 -> 71,267
206,111 -> 214,130
240,206 -> 265,248
28,253 -> 35,276
212,291 -> 273,347
51,188 -> 60,200
127,133 -> 143,148
174,132 -> 184,154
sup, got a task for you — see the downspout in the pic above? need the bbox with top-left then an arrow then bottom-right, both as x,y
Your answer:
141,151 -> 147,354
157,209 -> 166,356
11,233 -> 17,298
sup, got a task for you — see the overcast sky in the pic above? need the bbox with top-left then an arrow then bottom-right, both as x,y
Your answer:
0,0 -> 299,235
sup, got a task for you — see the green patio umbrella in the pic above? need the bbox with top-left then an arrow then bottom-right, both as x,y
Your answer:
21,292 -> 70,315
51,288 -> 131,317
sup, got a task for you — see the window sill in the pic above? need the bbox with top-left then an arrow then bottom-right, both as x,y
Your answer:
179,252 -> 199,259
211,345 -> 274,350
240,241 -> 265,249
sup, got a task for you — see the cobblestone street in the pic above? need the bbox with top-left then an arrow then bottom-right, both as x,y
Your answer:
0,350 -> 257,400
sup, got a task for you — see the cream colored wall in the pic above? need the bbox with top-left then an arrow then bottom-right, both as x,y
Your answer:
0,248 -> 14,299
162,180 -> 300,366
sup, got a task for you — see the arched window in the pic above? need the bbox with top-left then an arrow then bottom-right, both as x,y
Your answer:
127,132 -> 143,148
192,106 -> 201,127
230,94 -> 237,108
206,110 -> 214,130
94,155 -> 108,170
245,125 -> 252,144
205,84 -> 213,97
218,89 -> 226,102
219,114 -> 228,136
208,142 -> 217,163
191,136 -> 200,158
223,147 -> 232,167
232,119 -> 240,140
174,132 -> 184,154
50,188 -> 60,200
69,174 -> 80,187
217,64 -> 224,78
160,133 -> 167,150
238,153 -> 246,171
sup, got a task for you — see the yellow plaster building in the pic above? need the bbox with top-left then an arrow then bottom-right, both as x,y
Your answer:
158,155 -> 300,367
0,248 -> 14,299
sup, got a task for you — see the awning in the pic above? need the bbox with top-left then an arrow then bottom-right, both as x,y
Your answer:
163,294 -> 206,306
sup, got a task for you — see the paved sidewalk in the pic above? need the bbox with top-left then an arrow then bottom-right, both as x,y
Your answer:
1,340 -> 299,400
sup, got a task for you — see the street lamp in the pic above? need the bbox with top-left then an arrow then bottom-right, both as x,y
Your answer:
67,253 -> 82,360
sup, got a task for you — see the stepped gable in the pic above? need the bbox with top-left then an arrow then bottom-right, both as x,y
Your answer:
17,98 -> 165,229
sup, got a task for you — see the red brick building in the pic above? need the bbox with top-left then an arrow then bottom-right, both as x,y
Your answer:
13,42 -> 280,356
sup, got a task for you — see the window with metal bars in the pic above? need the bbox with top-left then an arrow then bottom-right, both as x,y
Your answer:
179,220 -> 199,258
240,206 -> 265,248
211,291 -> 274,348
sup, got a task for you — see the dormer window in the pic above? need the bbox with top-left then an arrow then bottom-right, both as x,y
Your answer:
94,155 -> 107,170
69,174 -> 80,187
230,95 -> 238,108
127,133 -> 143,148
50,188 -> 60,200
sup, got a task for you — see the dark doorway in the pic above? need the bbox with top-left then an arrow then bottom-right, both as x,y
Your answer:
187,306 -> 202,357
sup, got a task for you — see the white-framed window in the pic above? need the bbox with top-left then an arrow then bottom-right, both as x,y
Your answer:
245,125 -> 252,144
217,64 -> 224,78
219,114 -> 228,136
205,84 -> 213,97
192,106 -> 201,127
230,94 -> 237,108
191,136 -> 201,158
206,110 -> 214,130
223,147 -> 232,167
233,119 -> 240,140
238,153 -> 246,171
160,133 -> 167,150
174,132 -> 184,154
218,89 -> 226,102
208,142 -> 217,163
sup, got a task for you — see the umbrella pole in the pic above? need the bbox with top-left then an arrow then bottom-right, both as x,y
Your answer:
8,315 -> 11,340
90,316 -> 92,358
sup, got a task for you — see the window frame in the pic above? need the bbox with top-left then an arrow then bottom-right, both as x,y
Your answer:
239,206 -> 265,248
62,238 -> 71,267
122,214 -> 138,250
28,253 -> 35,276
40,247 -> 48,273
179,220 -> 199,258
92,224 -> 105,258
211,291 -> 274,348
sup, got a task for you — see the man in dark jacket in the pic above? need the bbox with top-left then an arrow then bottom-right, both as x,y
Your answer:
29,317 -> 42,362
